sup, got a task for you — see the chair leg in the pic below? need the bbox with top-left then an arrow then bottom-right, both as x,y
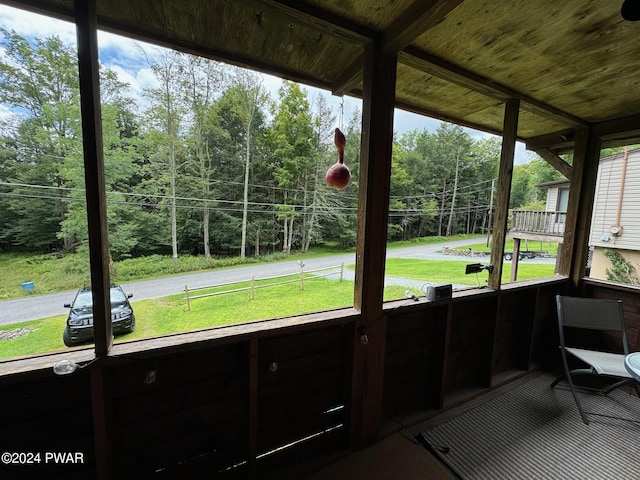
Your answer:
550,374 -> 564,388
602,378 -> 639,396
565,373 -> 589,425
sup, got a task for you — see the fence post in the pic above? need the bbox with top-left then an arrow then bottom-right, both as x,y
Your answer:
340,262 -> 344,282
251,275 -> 255,300
185,285 -> 191,312
299,261 -> 305,291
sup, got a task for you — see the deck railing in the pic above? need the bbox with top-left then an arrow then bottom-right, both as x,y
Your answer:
511,210 -> 566,236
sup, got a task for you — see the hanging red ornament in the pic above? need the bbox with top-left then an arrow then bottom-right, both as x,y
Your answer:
325,128 -> 351,189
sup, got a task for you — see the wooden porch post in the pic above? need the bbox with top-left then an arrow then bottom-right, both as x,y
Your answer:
489,99 -> 520,288
558,126 -> 601,287
75,2 -> 114,478
75,0 -> 112,354
351,40 -> 396,448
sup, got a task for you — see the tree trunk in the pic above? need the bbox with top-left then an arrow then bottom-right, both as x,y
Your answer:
240,128 -> 251,260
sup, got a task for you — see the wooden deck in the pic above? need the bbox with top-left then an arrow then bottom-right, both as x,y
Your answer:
510,210 -> 565,242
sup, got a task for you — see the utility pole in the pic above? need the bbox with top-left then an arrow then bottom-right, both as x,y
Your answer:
486,178 -> 495,247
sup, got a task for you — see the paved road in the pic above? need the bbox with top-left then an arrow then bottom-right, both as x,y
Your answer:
0,238 -> 554,326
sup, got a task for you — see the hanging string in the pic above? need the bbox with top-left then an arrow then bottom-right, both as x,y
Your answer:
339,97 -> 344,130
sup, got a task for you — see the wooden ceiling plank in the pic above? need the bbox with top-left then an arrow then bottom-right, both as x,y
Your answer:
400,48 -> 587,128
382,0 -> 464,55
534,148 -> 572,179
247,0 -> 374,45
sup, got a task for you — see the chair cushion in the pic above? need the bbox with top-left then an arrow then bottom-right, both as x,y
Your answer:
566,347 -> 631,377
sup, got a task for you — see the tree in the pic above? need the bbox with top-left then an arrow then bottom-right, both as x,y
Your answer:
266,81 -> 314,253
0,30 -> 81,251
180,55 -> 224,263
142,50 -> 187,263
225,69 -> 268,260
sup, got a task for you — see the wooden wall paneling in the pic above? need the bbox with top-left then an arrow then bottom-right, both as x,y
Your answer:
491,289 -> 536,383
582,281 -> 640,353
382,304 -> 447,422
110,344 -> 249,477
249,339 -> 258,479
256,325 -> 350,477
0,371 -> 95,479
444,296 -> 498,404
530,281 -> 567,368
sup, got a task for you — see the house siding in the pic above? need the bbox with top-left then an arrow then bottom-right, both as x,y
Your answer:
589,149 -> 640,252
545,187 -> 559,212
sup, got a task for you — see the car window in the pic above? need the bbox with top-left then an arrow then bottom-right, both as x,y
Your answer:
110,287 -> 127,303
74,291 -> 93,308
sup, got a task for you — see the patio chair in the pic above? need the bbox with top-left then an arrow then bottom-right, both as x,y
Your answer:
551,295 -> 640,424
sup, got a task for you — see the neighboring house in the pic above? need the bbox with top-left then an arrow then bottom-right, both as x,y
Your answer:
588,148 -> 640,282
510,147 -> 640,284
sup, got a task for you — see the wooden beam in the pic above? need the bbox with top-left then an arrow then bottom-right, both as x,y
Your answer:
335,0 -> 462,95
558,127 -> 601,286
489,99 -> 520,288
382,0 -> 464,55
75,0 -> 112,355
592,113 -> 640,142
525,128 -> 577,152
400,48 -> 586,128
534,148 -> 572,179
352,41 -> 397,447
332,53 -> 365,97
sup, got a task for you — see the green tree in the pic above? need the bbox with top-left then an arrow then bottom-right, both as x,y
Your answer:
266,81 -> 314,253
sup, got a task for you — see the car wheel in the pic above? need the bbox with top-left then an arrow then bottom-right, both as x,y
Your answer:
62,328 -> 75,347
126,318 -> 136,334
504,253 -> 513,261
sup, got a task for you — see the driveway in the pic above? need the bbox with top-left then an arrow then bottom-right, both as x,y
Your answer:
0,238 -> 553,326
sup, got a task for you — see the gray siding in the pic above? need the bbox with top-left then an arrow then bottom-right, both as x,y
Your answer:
589,149 -> 640,251
545,187 -> 558,212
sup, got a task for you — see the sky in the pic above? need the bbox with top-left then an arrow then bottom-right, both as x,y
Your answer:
0,4 -> 531,163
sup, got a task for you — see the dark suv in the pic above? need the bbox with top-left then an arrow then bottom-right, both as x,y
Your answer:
63,284 -> 136,347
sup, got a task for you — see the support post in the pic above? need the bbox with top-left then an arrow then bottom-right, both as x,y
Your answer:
75,0 -> 112,355
489,99 -> 520,288
351,40 -> 397,448
558,126 -> 601,287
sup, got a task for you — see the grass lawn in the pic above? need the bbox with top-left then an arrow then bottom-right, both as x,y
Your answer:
0,277 -> 410,361
0,257 -> 557,361
385,258 -> 556,286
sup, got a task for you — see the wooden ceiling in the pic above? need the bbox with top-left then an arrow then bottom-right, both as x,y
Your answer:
5,0 -> 640,150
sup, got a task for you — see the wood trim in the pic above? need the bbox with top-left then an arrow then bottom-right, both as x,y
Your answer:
489,99 -> 520,288
534,148 -> 572,179
592,113 -> 640,141
75,0 -> 112,355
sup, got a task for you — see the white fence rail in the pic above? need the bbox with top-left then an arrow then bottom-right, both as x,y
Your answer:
183,263 -> 345,311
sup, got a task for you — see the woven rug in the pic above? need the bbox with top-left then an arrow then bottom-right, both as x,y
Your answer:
304,433 -> 456,480
421,373 -> 640,480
